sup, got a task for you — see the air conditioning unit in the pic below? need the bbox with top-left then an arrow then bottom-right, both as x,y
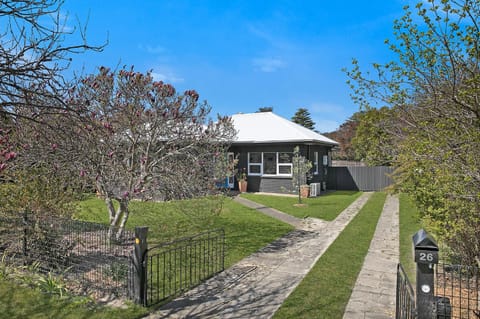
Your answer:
310,183 -> 321,197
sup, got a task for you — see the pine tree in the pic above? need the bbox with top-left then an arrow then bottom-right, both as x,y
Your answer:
291,108 -> 315,130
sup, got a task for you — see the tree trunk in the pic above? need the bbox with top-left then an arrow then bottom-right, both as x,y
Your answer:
115,200 -> 129,240
105,196 -> 115,224
107,198 -> 129,240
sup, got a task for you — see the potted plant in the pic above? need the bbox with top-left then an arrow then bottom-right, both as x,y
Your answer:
300,184 -> 310,198
237,168 -> 248,192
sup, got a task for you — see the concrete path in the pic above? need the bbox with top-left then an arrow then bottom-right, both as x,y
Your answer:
343,194 -> 400,319
233,196 -> 306,229
146,192 -> 373,319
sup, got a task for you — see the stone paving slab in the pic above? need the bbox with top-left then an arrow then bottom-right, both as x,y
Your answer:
342,194 -> 399,319
146,192 -> 373,319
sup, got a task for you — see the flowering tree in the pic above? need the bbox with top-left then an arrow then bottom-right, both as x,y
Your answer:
0,0 -> 101,173
11,67 -> 235,237
66,67 -> 236,238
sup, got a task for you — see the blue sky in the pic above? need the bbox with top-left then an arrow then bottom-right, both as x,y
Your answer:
62,0 -> 408,133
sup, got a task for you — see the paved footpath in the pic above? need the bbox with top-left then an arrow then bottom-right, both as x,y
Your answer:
343,194 -> 399,319
146,192 -> 373,319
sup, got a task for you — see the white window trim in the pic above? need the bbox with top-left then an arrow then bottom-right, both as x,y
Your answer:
248,152 -> 262,176
248,152 -> 293,177
277,152 -> 293,176
314,152 -> 319,175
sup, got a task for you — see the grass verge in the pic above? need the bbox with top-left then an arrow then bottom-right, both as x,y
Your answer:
273,192 -> 387,319
0,279 -> 147,319
399,193 -> 423,283
240,191 -> 362,221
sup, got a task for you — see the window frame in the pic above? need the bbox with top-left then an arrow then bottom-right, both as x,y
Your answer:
248,152 -> 262,176
313,152 -> 319,175
247,151 -> 293,177
277,152 -> 293,176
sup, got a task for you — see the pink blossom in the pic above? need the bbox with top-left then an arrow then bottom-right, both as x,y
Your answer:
108,151 -> 114,158
4,151 -> 16,160
0,163 -> 6,171
122,191 -> 130,199
51,143 -> 58,151
79,169 -> 86,177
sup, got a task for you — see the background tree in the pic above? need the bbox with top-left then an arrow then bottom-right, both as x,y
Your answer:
0,0 -> 101,173
324,112 -> 362,161
351,107 -> 398,166
346,0 -> 480,265
291,108 -> 316,130
257,106 -> 273,112
0,0 -> 101,118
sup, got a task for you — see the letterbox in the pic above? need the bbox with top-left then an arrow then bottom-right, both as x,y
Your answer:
412,229 -> 439,264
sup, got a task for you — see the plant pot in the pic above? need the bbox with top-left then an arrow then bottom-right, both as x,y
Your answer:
238,181 -> 248,193
300,185 -> 310,198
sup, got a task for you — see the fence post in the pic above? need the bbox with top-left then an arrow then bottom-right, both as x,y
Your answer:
22,210 -> 28,265
132,226 -> 148,306
412,229 -> 439,319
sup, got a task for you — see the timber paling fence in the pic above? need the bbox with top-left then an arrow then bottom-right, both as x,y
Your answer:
0,212 -> 135,299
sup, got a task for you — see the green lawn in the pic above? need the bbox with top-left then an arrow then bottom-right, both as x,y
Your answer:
399,193 -> 423,283
240,191 -> 363,220
3,192 -> 420,319
76,195 -> 295,267
0,195 -> 294,319
273,192 -> 387,319
0,280 -> 148,319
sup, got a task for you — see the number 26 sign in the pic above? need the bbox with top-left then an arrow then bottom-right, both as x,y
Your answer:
415,250 -> 438,264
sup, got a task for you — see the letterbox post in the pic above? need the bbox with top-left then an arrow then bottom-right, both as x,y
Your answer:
412,229 -> 439,319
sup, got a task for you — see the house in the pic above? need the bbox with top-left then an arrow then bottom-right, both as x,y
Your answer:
227,112 -> 339,193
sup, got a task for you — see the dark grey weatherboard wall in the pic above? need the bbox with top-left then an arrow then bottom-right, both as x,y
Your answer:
328,166 -> 394,191
229,143 -> 331,193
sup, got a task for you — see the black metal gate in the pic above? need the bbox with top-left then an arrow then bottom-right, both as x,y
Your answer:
143,229 -> 225,306
396,263 -> 417,319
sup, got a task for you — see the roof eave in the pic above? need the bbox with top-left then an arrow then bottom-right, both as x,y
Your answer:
231,139 -> 338,146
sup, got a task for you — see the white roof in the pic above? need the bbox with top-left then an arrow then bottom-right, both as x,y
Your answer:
231,112 -> 338,146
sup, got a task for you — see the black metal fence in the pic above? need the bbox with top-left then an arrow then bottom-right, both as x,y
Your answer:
143,229 -> 225,306
396,263 -> 417,319
396,229 -> 480,319
435,263 -> 479,318
0,212 -> 135,299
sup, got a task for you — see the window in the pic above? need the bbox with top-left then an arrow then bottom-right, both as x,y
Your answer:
313,152 -> 319,175
278,152 -> 293,175
248,152 -> 262,175
263,152 -> 276,174
248,152 -> 293,176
